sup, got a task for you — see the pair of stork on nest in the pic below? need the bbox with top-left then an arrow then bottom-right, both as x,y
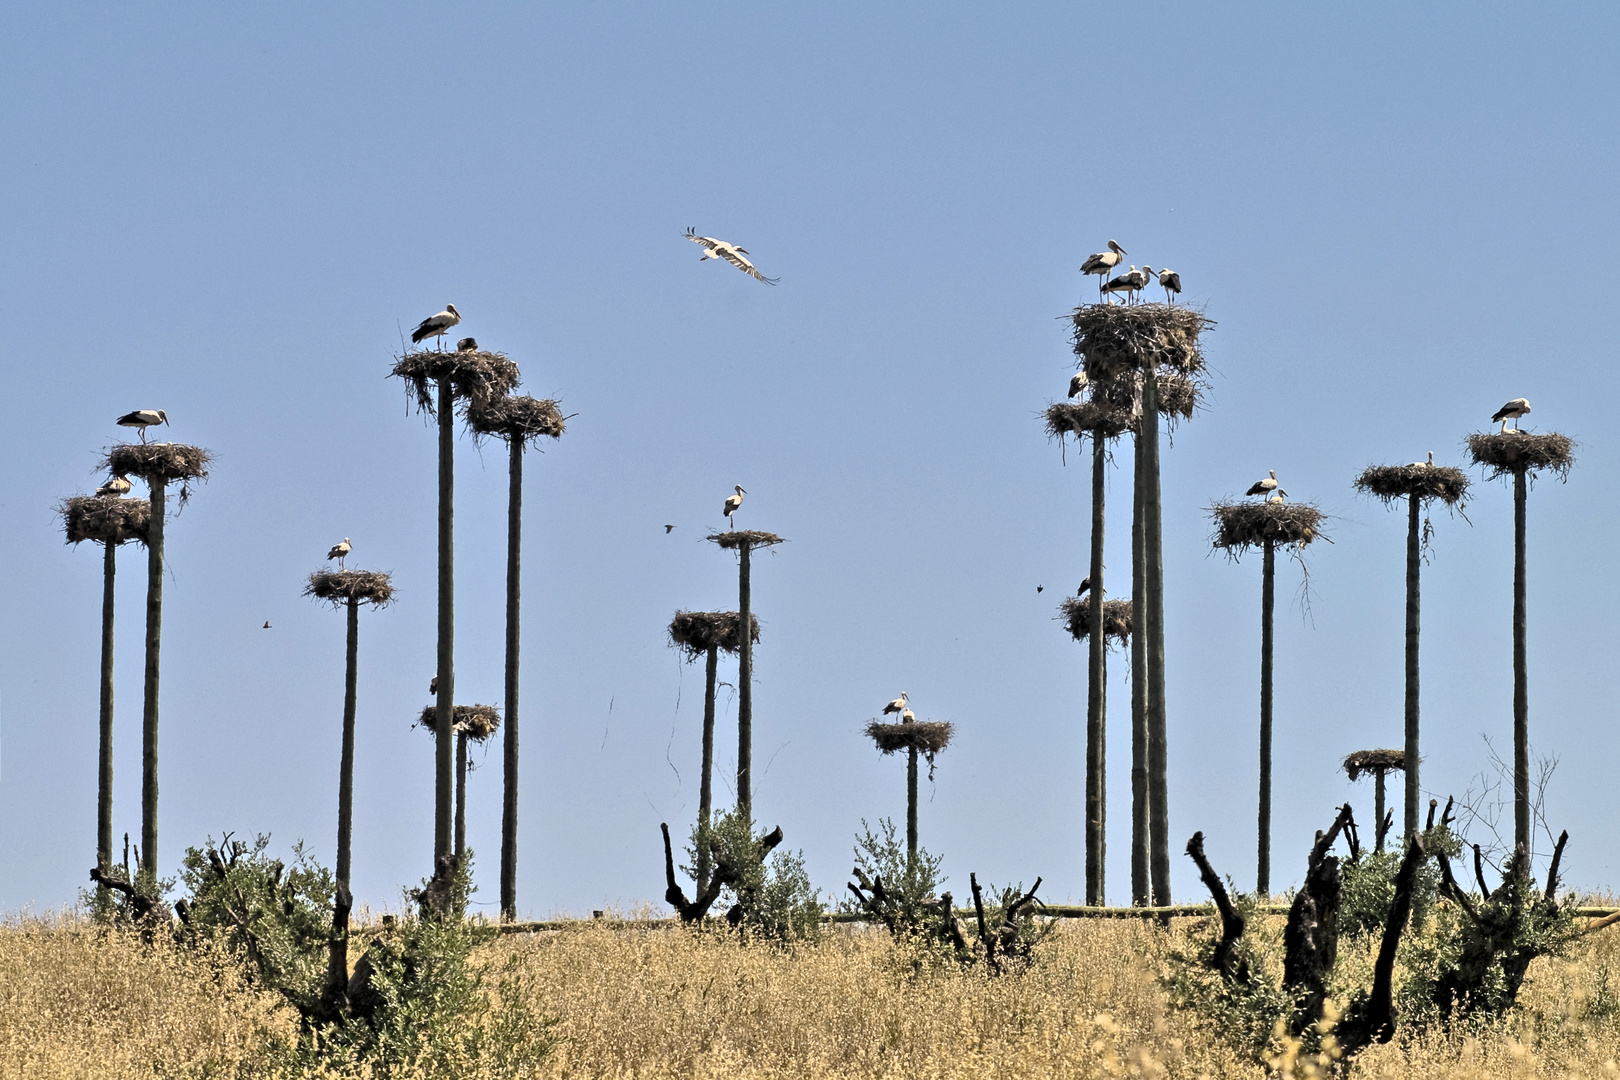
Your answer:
1079,240 -> 1182,305
882,691 -> 916,724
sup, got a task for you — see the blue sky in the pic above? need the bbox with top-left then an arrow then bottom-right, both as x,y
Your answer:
3,3 -> 1617,915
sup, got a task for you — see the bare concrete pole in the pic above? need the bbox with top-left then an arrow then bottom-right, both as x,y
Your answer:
96,539 -> 116,901
140,477 -> 167,886
434,376 -> 455,863
1086,429 -> 1107,904
1142,369 -> 1171,907
737,541 -> 754,819
906,745 -> 919,864
1513,467 -> 1529,853
696,644 -> 718,893
1130,431 -> 1150,906
1404,493 -> 1422,841
336,596 -> 359,889
500,435 -> 523,919
1258,540 -> 1275,896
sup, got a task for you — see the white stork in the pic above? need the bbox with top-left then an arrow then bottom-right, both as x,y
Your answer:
327,537 -> 351,569
1491,398 -> 1531,432
456,337 -> 478,352
1077,576 -> 1091,596
96,476 -> 132,498
1080,240 -> 1127,298
1245,470 -> 1279,498
1267,489 -> 1288,504
116,410 -> 168,443
883,691 -> 909,715
722,485 -> 746,528
411,305 -> 461,348
900,707 -> 916,724
1068,370 -> 1089,398
1410,451 -> 1435,467
1158,267 -> 1182,303
685,228 -> 779,284
1100,266 -> 1138,303
430,674 -> 438,695
1135,267 -> 1154,304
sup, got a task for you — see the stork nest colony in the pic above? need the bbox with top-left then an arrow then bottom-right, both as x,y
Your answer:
469,394 -> 566,445
864,718 -> 955,758
708,530 -> 785,550
1354,463 -> 1471,506
101,443 -> 212,486
1466,431 -> 1576,481
1047,371 -> 1205,444
391,349 -> 523,414
1059,596 -> 1133,646
1343,748 -> 1406,781
1070,303 -> 1212,384
303,569 -> 396,608
416,704 -> 501,742
1210,500 -> 1327,554
60,495 -> 151,546
667,610 -> 761,660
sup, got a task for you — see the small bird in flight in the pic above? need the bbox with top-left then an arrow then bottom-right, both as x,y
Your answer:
664,524 -> 676,534
411,304 -> 461,348
263,621 -> 272,629
1036,585 -> 1044,593
685,228 -> 779,285
116,410 -> 168,443
97,476 -> 132,498
327,537 -> 351,569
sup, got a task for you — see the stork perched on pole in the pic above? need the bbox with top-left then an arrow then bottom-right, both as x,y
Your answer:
327,537 -> 351,570
883,691 -> 909,716
1246,471 -> 1279,498
685,228 -> 779,284
1080,241 -> 1127,299
722,485 -> 746,528
1158,267 -> 1181,303
1100,266 -> 1138,304
1492,398 -> 1531,432
411,305 -> 461,349
116,410 -> 168,443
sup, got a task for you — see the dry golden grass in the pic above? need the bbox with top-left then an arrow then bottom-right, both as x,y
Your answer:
8,911 -> 1620,1078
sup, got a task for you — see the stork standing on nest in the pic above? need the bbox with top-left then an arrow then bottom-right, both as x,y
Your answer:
1492,397 -> 1531,433
411,304 -> 461,349
722,485 -> 746,528
1158,267 -> 1181,303
1136,267 -> 1154,304
685,228 -> 779,284
1080,240 -> 1127,299
1267,490 -> 1288,504
1246,470 -> 1279,498
116,410 -> 168,443
327,537 -> 351,570
1069,370 -> 1088,398
900,707 -> 915,723
456,337 -> 477,352
883,691 -> 909,716
1411,451 -> 1434,467
1100,266 -> 1137,304
97,476 -> 132,498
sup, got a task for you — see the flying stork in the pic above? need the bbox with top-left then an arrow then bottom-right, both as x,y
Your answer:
1491,398 -> 1531,432
1245,470 -> 1279,498
1080,241 -> 1127,298
685,228 -> 779,284
722,485 -> 746,528
1158,267 -> 1182,303
411,304 -> 461,348
1069,370 -> 1089,398
883,691 -> 909,715
327,537 -> 351,569
116,410 -> 168,443
96,475 -> 132,498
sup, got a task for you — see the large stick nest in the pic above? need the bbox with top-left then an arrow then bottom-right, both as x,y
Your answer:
390,349 -> 523,415
864,718 -> 954,756
1045,399 -> 1133,441
668,610 -> 761,659
469,394 -> 565,445
1070,303 -> 1212,383
1354,463 -> 1470,506
1466,431 -> 1575,480
416,704 -> 501,742
60,495 -> 151,546
1059,596 -> 1133,645
1343,748 -> 1406,780
1210,500 -> 1327,554
304,569 -> 396,608
708,530 -> 785,550
101,443 -> 212,485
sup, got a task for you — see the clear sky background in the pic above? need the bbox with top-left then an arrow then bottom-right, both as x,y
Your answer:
3,4 -> 1617,917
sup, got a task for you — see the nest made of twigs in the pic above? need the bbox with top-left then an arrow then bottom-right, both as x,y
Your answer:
1466,431 -> 1576,480
1354,463 -> 1470,506
1210,500 -> 1327,554
708,530 -> 785,550
1343,748 -> 1406,780
60,495 -> 151,546
391,349 -> 523,414
1045,399 -> 1133,441
102,443 -> 212,485
865,719 -> 954,757
668,610 -> 761,660
1070,303 -> 1212,384
1059,596 -> 1133,645
469,394 -> 565,445
304,569 -> 395,608
416,704 -> 501,742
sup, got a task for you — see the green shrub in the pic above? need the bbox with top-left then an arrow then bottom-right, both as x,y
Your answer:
693,810 -> 825,942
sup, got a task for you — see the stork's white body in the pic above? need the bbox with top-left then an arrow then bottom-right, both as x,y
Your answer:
327,537 -> 351,568
1069,370 -> 1088,398
1491,398 -> 1531,430
1268,490 -> 1288,504
411,304 -> 461,347
685,228 -> 779,284
1158,267 -> 1182,302
1245,470 -> 1279,498
722,484 -> 746,527
1100,265 -> 1138,302
116,409 -> 168,442
883,691 -> 909,715
1080,241 -> 1127,292
97,476 -> 132,498
900,708 -> 916,724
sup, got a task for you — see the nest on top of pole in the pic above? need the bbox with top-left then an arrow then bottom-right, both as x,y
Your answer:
390,348 -> 523,414
1070,303 -> 1213,384
304,570 -> 396,609
416,704 -> 501,742
1342,748 -> 1405,781
1466,431 -> 1575,481
864,718 -> 954,765
1060,595 -> 1133,646
707,530 -> 784,550
1354,463 -> 1470,506
1210,500 -> 1327,555
1044,397 -> 1134,442
101,444 -> 212,499
468,394 -> 566,446
60,495 -> 151,545
667,611 -> 760,660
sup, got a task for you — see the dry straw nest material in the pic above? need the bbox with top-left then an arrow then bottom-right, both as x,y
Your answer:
1354,463 -> 1470,506
469,394 -> 566,445
416,704 -> 501,742
1210,500 -> 1327,554
101,443 -> 212,485
303,569 -> 395,608
1070,303 -> 1212,383
1343,748 -> 1406,781
864,719 -> 954,757
1466,431 -> 1576,481
667,610 -> 761,659
708,530 -> 785,550
1059,596 -> 1133,645
391,349 -> 522,414
60,495 -> 151,545
1045,399 -> 1133,442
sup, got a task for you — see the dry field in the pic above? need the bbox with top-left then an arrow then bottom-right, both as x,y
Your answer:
5,911 -> 1620,1079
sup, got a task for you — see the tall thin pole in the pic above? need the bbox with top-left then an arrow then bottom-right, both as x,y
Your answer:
1258,540 -> 1275,896
906,745 -> 919,865
737,542 -> 754,820
696,644 -> 718,893
500,436 -> 522,920
1130,430 -> 1150,906
1374,771 -> 1387,854
454,730 -> 468,860
1142,369 -> 1171,906
336,596 -> 358,889
97,540 -> 116,898
434,376 -> 455,863
1404,493 -> 1422,841
1086,429 -> 1107,905
1513,467 -> 1529,853
140,477 -> 167,886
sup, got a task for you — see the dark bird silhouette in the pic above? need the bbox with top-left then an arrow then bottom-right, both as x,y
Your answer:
664,524 -> 675,533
